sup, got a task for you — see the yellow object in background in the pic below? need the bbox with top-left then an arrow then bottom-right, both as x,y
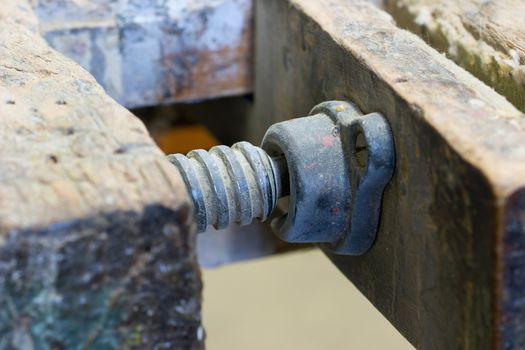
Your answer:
155,124 -> 219,155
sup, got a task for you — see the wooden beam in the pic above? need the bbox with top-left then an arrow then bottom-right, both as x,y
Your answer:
0,2 -> 202,348
252,0 -> 525,348
31,0 -> 253,108
384,0 -> 525,112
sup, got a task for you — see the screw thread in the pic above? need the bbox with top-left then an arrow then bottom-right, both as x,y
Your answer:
168,142 -> 284,233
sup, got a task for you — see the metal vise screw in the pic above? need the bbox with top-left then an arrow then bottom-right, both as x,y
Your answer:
168,101 -> 395,255
168,142 -> 288,233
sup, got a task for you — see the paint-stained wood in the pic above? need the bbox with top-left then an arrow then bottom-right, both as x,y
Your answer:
0,2 -> 202,348
384,0 -> 525,112
252,0 -> 525,348
31,0 -> 253,108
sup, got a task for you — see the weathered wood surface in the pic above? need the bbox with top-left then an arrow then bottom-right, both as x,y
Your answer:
252,0 -> 525,348
0,2 -> 202,348
31,0 -> 253,108
384,0 -> 525,112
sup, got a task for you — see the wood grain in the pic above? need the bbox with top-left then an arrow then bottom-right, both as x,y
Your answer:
0,2 -> 202,348
384,0 -> 525,112
252,0 -> 525,348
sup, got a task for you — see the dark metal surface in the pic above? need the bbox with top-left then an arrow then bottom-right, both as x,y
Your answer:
262,101 -> 395,255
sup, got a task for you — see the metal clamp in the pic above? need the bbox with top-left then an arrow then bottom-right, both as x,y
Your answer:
168,101 -> 395,255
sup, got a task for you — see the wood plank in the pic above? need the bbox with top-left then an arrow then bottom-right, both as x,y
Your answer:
384,0 -> 525,112
0,2 -> 202,348
251,0 -> 525,348
31,0 -> 253,108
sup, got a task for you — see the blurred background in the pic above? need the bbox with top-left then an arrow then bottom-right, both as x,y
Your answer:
203,250 -> 413,350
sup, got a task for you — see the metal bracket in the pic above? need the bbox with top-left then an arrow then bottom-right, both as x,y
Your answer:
169,101 -> 395,255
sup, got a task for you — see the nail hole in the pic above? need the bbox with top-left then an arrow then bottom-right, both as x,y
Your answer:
6,100 -> 15,105
57,127 -> 75,135
114,146 -> 127,154
56,100 -> 67,105
48,155 -> 59,164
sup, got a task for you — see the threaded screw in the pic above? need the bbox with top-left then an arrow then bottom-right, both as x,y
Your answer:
168,141 -> 287,233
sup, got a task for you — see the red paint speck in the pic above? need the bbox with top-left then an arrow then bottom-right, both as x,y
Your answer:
330,207 -> 340,214
305,162 -> 317,170
322,135 -> 334,147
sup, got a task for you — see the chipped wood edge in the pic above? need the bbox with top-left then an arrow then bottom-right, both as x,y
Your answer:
384,0 -> 525,112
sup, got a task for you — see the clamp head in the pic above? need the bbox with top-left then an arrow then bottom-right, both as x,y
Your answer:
262,101 -> 395,255
169,100 -> 395,255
